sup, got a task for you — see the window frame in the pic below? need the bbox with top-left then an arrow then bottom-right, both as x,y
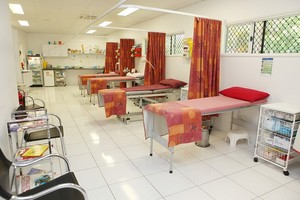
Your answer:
165,33 -> 185,56
225,14 -> 300,54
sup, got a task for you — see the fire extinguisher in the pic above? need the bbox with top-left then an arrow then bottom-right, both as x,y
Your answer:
18,90 -> 25,107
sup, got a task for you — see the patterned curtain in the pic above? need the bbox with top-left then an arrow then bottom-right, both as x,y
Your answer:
188,18 -> 222,99
104,42 -> 118,74
144,32 -> 166,85
119,39 -> 135,87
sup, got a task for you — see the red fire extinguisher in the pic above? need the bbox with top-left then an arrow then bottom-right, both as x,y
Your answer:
18,90 -> 25,107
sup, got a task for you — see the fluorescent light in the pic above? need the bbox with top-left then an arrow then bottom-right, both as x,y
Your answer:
117,8 -> 139,16
18,20 -> 29,26
9,4 -> 24,14
91,25 -> 152,32
119,4 -> 222,20
98,21 -> 112,27
86,30 -> 96,34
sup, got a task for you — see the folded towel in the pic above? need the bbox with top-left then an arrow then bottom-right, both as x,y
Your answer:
144,101 -> 202,147
99,89 -> 126,117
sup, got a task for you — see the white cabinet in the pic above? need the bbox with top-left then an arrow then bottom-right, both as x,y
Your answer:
21,70 -> 33,87
43,70 -> 55,86
42,45 -> 68,57
254,102 -> 300,176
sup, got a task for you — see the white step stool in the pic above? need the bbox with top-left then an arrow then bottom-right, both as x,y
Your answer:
226,129 -> 249,147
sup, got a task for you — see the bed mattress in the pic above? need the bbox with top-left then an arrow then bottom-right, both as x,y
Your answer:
177,96 -> 267,115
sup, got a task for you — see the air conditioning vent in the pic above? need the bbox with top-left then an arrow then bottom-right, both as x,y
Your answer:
80,14 -> 97,20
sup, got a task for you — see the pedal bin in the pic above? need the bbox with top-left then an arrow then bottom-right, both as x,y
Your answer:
195,127 -> 210,147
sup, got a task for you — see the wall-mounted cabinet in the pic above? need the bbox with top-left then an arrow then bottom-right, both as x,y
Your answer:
42,45 -> 68,57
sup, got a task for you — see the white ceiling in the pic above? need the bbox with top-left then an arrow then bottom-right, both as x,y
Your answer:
8,0 -> 203,36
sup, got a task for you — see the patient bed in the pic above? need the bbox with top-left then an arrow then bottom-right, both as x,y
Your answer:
143,95 -> 268,173
78,72 -> 119,96
97,84 -> 180,123
87,76 -> 143,104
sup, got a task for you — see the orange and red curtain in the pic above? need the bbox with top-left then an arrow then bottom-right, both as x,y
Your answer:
104,42 -> 118,74
144,32 -> 166,86
188,17 -> 222,99
119,39 -> 135,87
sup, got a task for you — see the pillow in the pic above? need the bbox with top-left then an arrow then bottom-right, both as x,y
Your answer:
219,86 -> 269,102
159,78 -> 187,88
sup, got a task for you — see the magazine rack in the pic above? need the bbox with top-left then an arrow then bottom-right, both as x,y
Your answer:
0,148 -> 87,199
21,113 -> 66,156
7,108 -> 49,159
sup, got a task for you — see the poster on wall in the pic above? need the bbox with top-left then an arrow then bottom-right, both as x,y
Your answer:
261,58 -> 273,75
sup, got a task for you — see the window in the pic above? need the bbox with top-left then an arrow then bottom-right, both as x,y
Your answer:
166,33 -> 184,55
226,15 -> 300,54
226,24 -> 251,53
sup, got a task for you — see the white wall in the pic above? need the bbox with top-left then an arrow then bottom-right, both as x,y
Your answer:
110,0 -> 300,137
26,34 -> 108,69
0,0 -> 19,157
221,54 -> 300,104
12,0 -> 300,136
117,0 -> 300,80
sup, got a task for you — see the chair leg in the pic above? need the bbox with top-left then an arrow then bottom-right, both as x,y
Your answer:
48,140 -> 52,154
60,136 -> 67,156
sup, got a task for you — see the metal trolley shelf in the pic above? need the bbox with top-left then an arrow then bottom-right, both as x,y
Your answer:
54,69 -> 66,86
254,102 -> 300,176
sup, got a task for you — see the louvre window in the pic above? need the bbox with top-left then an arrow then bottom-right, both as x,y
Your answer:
166,33 -> 184,55
226,15 -> 300,54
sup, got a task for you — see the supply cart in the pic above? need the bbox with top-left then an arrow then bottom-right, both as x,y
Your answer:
254,102 -> 300,176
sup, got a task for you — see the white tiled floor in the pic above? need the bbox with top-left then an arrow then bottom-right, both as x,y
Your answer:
26,86 -> 300,200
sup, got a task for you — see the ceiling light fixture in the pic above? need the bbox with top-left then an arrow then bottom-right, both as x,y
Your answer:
18,20 -> 29,26
91,25 -> 152,32
117,7 -> 139,16
119,4 -> 221,20
9,3 -> 24,14
81,0 -> 127,34
98,21 -> 112,27
86,30 -> 96,34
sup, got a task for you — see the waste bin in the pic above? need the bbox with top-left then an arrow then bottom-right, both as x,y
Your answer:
195,127 -> 210,147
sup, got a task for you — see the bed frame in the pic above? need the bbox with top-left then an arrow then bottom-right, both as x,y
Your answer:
97,85 -> 180,124
87,76 -> 143,104
78,73 -> 119,96
143,96 -> 267,173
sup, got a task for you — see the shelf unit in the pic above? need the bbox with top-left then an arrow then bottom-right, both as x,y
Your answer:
7,108 -> 66,194
27,55 -> 43,86
254,102 -> 300,176
54,69 -> 66,86
68,53 -> 104,56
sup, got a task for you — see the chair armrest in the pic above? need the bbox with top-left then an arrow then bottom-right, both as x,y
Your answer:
11,107 -> 47,121
47,113 -> 62,126
24,96 -> 34,104
11,183 -> 88,200
25,97 -> 46,108
12,153 -> 70,172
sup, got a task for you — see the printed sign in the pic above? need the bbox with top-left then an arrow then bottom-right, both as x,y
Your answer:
261,58 -> 273,75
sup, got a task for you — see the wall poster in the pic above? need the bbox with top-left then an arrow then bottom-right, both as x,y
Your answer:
261,58 -> 273,75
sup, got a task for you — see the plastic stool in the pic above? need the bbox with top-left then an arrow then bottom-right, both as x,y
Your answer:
226,129 -> 249,147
